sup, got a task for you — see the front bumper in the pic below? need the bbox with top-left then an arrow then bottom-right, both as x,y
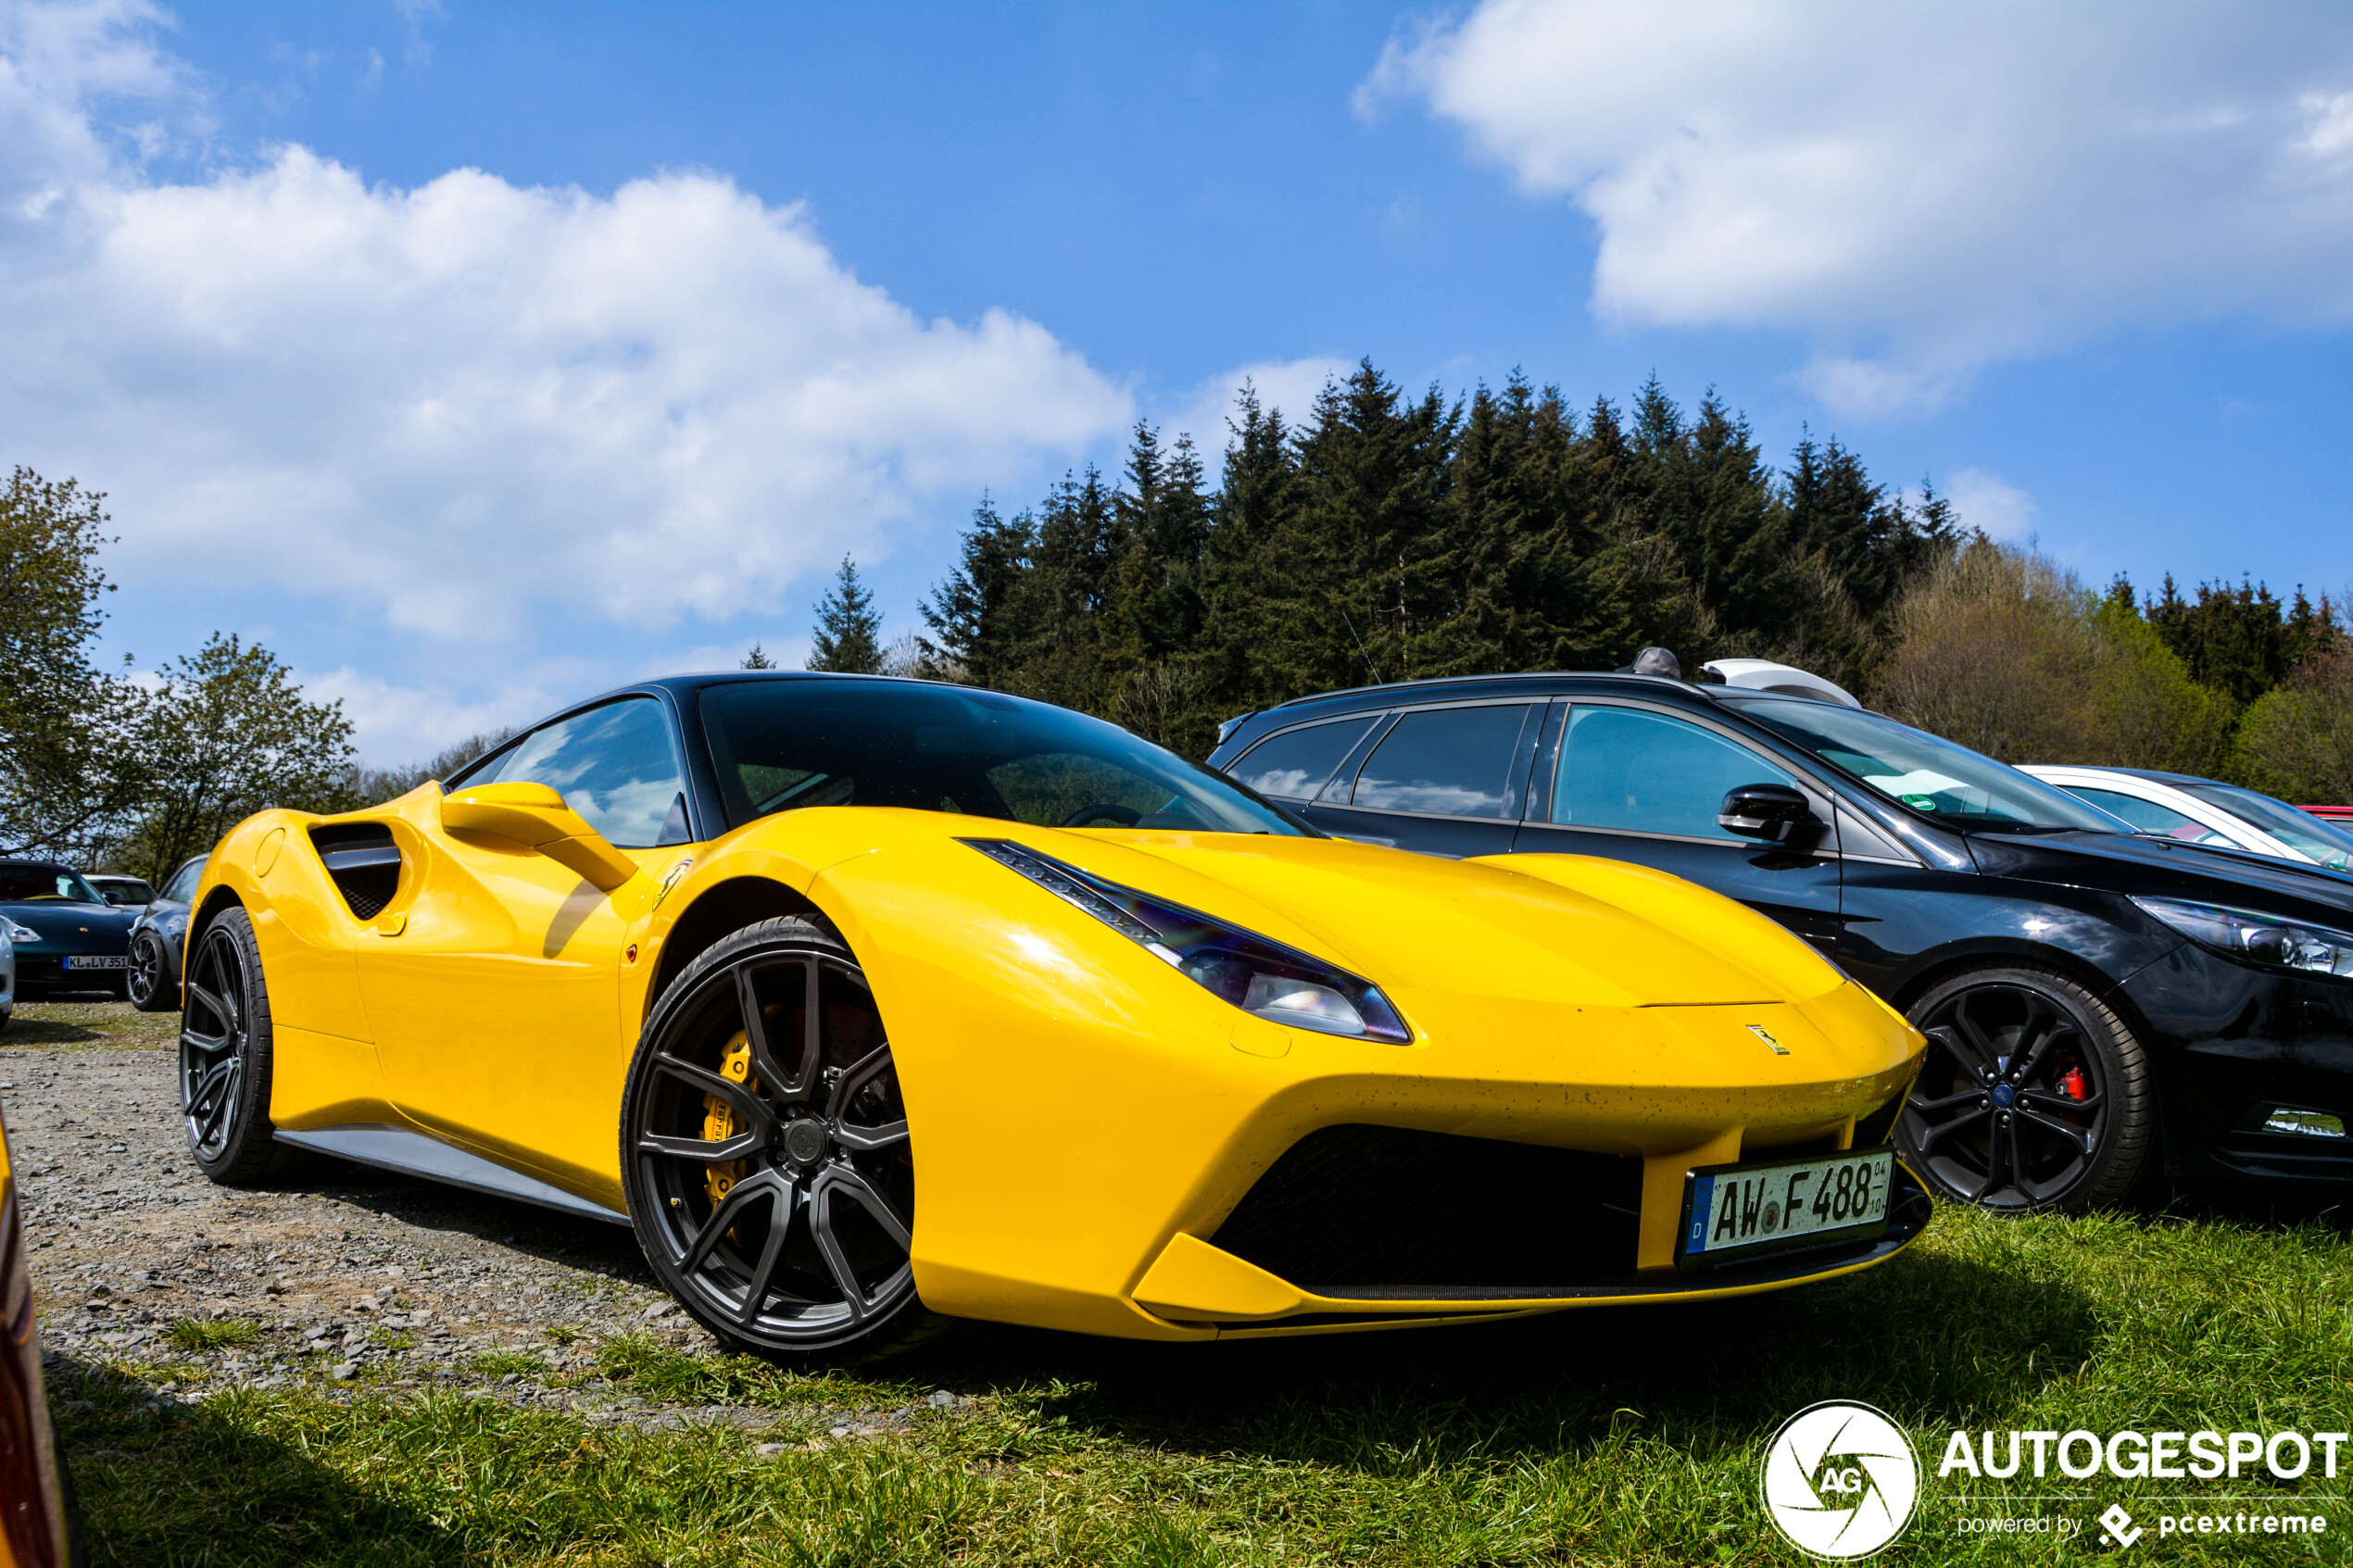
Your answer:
2122,944 -> 2353,1184
8,951 -> 127,996
1126,1125 -> 1931,1336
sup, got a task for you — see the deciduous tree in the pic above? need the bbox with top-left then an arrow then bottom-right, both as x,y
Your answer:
123,634 -> 356,883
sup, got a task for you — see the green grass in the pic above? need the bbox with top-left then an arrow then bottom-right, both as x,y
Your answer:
466,1352 -> 549,1382
163,1318 -> 263,1353
3,999 -> 179,1050
57,1203 -> 2353,1566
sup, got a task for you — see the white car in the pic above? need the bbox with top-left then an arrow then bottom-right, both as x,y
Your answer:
1700,658 -> 1863,708
2022,765 -> 2353,872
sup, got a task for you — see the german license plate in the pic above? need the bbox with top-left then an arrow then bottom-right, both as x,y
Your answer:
64,955 -> 128,970
1678,1147 -> 1894,1270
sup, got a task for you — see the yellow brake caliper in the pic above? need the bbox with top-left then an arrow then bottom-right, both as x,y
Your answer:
703,1030 -> 760,1207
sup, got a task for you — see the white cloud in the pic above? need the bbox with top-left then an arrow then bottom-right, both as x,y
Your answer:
1161,356 -> 1353,455
0,0 -> 1133,663
302,664 -> 547,770
1367,1 -> 2353,415
1942,468 -> 2037,542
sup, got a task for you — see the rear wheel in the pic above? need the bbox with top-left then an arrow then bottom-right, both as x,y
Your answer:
128,931 -> 179,1011
620,917 -> 943,1363
1895,966 -> 2152,1213
181,909 -> 295,1183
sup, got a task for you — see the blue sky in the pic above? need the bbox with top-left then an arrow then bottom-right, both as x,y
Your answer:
6,1 -> 2353,762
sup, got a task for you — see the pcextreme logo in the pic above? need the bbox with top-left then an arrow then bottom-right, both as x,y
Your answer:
1760,1400 -> 1921,1560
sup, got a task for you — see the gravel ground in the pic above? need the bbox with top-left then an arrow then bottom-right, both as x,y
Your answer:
3,1004 -> 963,1443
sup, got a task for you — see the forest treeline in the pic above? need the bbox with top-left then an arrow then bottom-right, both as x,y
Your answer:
10,358 -> 2349,886
914,362 -> 1956,757
900,360 -> 2351,799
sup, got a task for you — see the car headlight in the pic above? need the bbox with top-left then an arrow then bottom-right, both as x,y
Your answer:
2133,896 -> 2353,977
3,921 -> 37,945
963,837 -> 1413,1041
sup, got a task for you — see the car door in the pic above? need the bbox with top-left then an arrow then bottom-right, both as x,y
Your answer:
355,694 -> 700,1191
1299,701 -> 1543,857
1510,698 -> 1844,950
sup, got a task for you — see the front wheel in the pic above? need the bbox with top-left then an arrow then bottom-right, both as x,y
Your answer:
1895,966 -> 2154,1213
620,917 -> 944,1363
128,931 -> 179,1011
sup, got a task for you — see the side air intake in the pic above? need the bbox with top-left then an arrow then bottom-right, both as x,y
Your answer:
308,823 -> 402,921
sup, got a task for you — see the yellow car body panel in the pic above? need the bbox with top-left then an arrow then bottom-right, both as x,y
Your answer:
187,777 -> 1926,1345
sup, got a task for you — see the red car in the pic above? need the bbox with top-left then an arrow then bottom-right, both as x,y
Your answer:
0,1110 -> 76,1567
2303,804 -> 2353,823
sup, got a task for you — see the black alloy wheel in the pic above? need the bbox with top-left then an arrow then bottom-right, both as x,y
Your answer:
127,930 -> 179,1012
621,916 -> 940,1361
180,909 -> 294,1183
1896,966 -> 2153,1213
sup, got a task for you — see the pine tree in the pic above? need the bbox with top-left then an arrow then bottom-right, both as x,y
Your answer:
807,557 -> 885,674
920,497 -> 1038,687
740,643 -> 776,670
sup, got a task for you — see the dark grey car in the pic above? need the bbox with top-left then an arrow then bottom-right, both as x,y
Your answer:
127,855 -> 208,1012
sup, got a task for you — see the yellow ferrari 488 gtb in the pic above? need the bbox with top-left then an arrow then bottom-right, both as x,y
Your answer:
181,673 -> 1929,1360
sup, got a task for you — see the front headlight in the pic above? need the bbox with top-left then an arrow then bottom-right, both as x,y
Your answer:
2133,896 -> 2353,978
963,837 -> 1413,1041
3,920 -> 38,945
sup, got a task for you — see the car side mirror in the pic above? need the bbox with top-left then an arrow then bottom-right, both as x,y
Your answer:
1719,783 -> 1815,843
439,782 -> 642,892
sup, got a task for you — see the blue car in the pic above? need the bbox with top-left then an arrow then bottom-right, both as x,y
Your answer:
0,860 -> 138,1000
126,855 -> 208,1012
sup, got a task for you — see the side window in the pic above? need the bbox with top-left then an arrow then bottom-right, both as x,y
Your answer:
1348,705 -> 1534,820
165,858 -> 208,904
1228,718 -> 1378,802
480,697 -> 691,848
2065,787 -> 2233,846
1554,706 -> 1799,842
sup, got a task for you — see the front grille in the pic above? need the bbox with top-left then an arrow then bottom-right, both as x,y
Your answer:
1209,1124 -> 1644,1298
309,823 -> 402,920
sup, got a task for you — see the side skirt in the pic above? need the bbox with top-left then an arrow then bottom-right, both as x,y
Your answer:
274,1124 -> 630,1226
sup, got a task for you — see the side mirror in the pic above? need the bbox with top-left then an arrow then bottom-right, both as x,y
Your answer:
440,782 -> 642,892
1719,782 -> 1815,843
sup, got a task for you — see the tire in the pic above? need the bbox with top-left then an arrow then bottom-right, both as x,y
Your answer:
0,1010 -> 9,1035
127,930 -> 179,1012
620,916 -> 945,1364
179,909 -> 296,1184
1895,965 -> 2154,1213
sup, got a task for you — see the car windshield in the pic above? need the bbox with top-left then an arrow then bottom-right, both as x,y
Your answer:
2177,781 -> 2353,870
1721,697 -> 2125,833
699,679 -> 1309,835
0,864 -> 105,903
163,858 -> 208,904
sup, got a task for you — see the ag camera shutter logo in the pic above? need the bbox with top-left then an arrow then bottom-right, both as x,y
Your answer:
1760,1400 -> 1920,1559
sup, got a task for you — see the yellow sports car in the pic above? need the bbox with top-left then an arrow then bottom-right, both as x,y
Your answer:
181,673 -> 1929,1360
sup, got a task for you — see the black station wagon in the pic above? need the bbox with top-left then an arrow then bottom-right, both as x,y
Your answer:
1206,672 -> 2353,1214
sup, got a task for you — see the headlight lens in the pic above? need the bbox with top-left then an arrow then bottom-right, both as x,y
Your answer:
963,837 -> 1412,1041
2133,896 -> 2353,977
3,920 -> 37,944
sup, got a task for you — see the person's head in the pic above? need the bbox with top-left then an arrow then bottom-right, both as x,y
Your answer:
1629,646 -> 1681,679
